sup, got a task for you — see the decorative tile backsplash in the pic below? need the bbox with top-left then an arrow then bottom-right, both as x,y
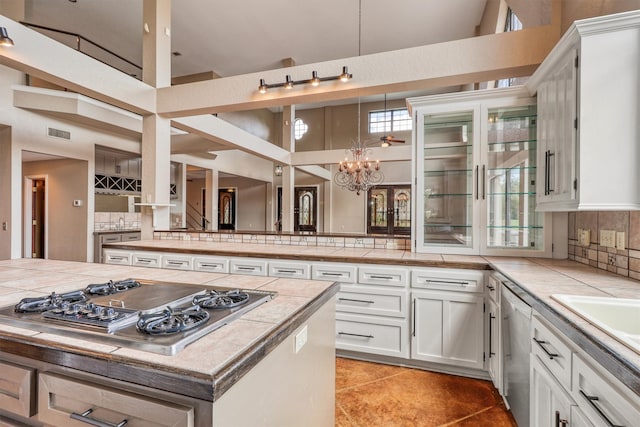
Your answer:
153,231 -> 411,250
94,212 -> 141,231
568,211 -> 640,281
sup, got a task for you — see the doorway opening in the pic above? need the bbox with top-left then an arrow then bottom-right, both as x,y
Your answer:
24,176 -> 47,258
218,188 -> 236,230
367,185 -> 411,235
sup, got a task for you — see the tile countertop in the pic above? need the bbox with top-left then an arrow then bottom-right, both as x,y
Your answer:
104,239 -> 491,269
486,257 -> 640,397
0,258 -> 338,402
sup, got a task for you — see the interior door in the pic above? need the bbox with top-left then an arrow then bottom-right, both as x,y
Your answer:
367,185 -> 411,235
218,189 -> 236,230
294,187 -> 317,232
32,179 -> 45,258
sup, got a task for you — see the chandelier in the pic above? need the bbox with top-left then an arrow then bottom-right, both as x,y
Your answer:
334,139 -> 383,195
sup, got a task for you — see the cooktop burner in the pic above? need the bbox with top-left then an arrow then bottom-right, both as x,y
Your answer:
0,279 -> 276,355
192,289 -> 250,309
14,290 -> 88,313
137,305 -> 210,335
84,279 -> 141,296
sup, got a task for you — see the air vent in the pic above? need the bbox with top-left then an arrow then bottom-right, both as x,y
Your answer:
47,127 -> 71,140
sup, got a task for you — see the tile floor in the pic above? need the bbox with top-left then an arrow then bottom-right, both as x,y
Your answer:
335,357 -> 517,427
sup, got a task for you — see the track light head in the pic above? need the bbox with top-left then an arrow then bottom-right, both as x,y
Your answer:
0,27 -> 14,47
258,78 -> 268,94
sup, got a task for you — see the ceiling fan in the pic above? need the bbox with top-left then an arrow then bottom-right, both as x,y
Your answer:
379,93 -> 405,147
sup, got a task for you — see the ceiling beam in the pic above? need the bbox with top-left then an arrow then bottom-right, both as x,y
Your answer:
157,24 -> 560,117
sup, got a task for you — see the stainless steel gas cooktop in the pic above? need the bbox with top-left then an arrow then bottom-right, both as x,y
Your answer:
0,279 -> 275,355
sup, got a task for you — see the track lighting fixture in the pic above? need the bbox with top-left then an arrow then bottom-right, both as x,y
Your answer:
257,66 -> 352,93
0,27 -> 14,47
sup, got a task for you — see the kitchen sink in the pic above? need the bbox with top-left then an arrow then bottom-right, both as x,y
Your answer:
551,294 -> 640,354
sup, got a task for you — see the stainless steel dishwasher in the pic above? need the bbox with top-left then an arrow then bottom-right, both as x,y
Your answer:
501,279 -> 532,427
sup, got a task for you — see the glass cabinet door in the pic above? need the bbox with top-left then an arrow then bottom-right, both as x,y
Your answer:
421,110 -> 476,249
486,105 -> 544,250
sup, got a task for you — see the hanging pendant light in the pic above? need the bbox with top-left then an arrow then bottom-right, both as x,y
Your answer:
333,0 -> 383,195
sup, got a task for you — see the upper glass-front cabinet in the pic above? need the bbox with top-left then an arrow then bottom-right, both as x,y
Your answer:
421,109 -> 477,249
486,105 -> 544,250
410,87 -> 551,256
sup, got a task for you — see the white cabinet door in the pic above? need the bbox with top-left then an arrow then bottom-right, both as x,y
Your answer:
162,254 -> 194,271
530,354 -> 574,427
336,312 -> 409,358
103,249 -> 132,266
572,353 -> 640,427
411,289 -> 484,369
268,261 -> 311,279
311,263 -> 357,283
229,258 -> 268,276
337,285 -> 407,318
487,298 -> 501,392
536,49 -> 577,209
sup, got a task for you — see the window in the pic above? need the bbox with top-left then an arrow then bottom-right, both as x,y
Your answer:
368,108 -> 412,134
504,8 -> 522,32
294,118 -> 308,140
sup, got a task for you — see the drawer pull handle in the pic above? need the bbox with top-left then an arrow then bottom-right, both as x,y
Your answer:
579,390 -> 624,427
71,408 -> 128,427
486,285 -> 495,291
110,256 -> 126,261
370,275 -> 394,280
200,263 -> 220,268
276,269 -> 298,274
533,338 -> 559,359
338,332 -> 374,339
137,259 -> 152,263
489,313 -> 496,357
167,261 -> 185,265
425,279 -> 468,286
338,298 -> 375,304
237,266 -> 256,271
321,272 -> 343,277
555,410 -> 568,427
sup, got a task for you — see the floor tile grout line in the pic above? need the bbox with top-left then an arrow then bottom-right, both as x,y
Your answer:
335,370 -> 412,393
438,404 -> 501,427
335,400 -> 360,427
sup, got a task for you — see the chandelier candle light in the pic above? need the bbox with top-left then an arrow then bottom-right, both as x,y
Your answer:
334,140 -> 383,195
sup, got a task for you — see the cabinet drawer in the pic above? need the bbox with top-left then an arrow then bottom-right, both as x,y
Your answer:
229,259 -> 268,276
312,264 -> 357,283
38,372 -> 194,427
103,250 -> 132,265
411,267 -> 484,293
486,273 -> 501,302
161,255 -> 194,271
358,266 -> 409,287
121,232 -> 141,241
337,285 -> 407,318
101,234 -> 122,244
0,360 -> 36,418
336,313 -> 408,358
572,353 -> 640,427
268,261 -> 311,279
531,315 -> 573,390
132,252 -> 161,268
193,256 -> 229,273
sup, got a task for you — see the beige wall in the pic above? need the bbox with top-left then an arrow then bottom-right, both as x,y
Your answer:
23,158 -> 89,262
561,0 -> 640,33
0,127 -> 12,259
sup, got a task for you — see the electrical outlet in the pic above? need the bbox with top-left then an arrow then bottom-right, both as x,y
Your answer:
616,232 -> 626,250
600,230 -> 616,248
608,254 -> 616,266
577,228 -> 591,246
294,325 -> 308,354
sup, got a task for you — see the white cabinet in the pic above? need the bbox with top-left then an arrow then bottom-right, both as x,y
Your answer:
486,297 -> 500,390
337,285 -> 407,318
193,255 -> 229,273
572,353 -> 640,427
103,249 -> 133,266
411,289 -> 484,369
336,313 -> 408,358
408,87 -> 551,256
527,11 -> 640,211
229,258 -> 268,276
162,254 -> 194,271
530,354 -> 574,427
132,252 -> 161,268
268,260 -> 311,279
311,263 -> 357,283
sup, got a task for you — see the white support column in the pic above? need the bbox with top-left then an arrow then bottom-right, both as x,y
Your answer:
205,169 -> 218,231
281,105 -> 295,232
140,0 -> 172,239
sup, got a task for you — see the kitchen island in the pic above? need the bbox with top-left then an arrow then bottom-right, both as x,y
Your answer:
0,259 -> 338,427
